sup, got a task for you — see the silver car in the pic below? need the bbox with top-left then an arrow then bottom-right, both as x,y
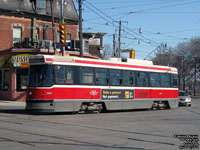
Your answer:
178,91 -> 191,107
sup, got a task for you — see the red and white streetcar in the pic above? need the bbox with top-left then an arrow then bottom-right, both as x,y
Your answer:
26,55 -> 179,113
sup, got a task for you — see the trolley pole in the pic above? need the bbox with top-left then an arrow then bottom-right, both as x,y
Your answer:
60,0 -> 65,56
79,0 -> 83,57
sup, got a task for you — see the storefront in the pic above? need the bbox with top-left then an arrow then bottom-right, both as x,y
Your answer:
0,49 -> 99,101
0,48 -> 57,101
0,53 -> 34,101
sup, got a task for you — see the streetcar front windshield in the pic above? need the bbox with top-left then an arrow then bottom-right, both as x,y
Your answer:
29,65 -> 53,87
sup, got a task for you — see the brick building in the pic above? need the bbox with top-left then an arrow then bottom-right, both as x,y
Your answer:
0,0 -> 81,101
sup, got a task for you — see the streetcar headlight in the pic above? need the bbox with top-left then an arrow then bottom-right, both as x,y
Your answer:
29,92 -> 32,95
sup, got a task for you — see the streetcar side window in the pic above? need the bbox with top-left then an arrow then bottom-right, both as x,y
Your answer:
171,74 -> 178,87
149,73 -> 160,87
54,66 -> 73,84
80,67 -> 94,84
95,69 -> 109,85
136,72 -> 148,86
161,74 -> 170,87
110,70 -> 122,86
123,71 -> 135,86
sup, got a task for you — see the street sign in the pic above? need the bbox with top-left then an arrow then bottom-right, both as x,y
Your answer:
187,56 -> 193,59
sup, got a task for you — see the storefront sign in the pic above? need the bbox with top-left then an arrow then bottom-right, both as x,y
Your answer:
0,54 -> 11,67
11,54 -> 32,68
102,89 -> 134,100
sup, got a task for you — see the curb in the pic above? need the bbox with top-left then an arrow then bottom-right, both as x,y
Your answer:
0,100 -> 26,107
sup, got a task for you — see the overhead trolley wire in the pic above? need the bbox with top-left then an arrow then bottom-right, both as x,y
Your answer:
83,0 -> 159,46
116,0 -> 200,19
100,0 -> 189,11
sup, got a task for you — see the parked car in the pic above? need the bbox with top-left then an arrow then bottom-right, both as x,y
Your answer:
178,91 -> 191,107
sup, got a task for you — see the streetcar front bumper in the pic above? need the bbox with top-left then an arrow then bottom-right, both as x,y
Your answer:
26,100 -> 55,113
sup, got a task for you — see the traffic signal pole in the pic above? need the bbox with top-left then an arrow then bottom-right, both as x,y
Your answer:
60,0 -> 65,56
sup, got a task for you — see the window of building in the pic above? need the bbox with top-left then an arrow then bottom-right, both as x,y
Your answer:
95,69 -> 108,85
67,34 -> 71,40
57,31 -> 60,42
80,67 -> 94,84
35,27 -> 40,40
13,27 -> 22,43
54,66 -> 74,84
150,73 -> 160,87
0,69 -> 9,92
123,71 -> 135,86
161,74 -> 170,87
136,72 -> 148,86
84,40 -> 89,53
16,68 -> 28,92
110,70 -> 122,86
37,0 -> 47,14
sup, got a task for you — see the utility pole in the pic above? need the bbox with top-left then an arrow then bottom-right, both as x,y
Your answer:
79,0 -> 83,57
113,34 -> 116,57
114,20 -> 128,57
194,61 -> 197,96
118,20 -> 122,57
60,0 -> 65,56
50,0 -> 56,55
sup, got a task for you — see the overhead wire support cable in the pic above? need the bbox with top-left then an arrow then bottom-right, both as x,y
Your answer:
83,0 -> 159,46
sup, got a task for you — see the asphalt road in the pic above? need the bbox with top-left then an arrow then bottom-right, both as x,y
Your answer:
0,98 -> 199,150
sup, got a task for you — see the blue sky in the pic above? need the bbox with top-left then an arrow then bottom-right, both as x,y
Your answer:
74,0 -> 200,59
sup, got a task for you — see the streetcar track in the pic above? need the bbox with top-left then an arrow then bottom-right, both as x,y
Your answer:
0,114 -> 175,150
0,109 -> 194,149
0,107 -> 196,149
127,138 -> 175,146
187,109 -> 200,115
0,119 -> 23,125
0,136 -> 52,150
0,113 -> 170,138
0,126 -> 153,150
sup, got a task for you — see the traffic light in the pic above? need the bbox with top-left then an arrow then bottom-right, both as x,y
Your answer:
59,24 -> 66,46
130,49 -> 135,59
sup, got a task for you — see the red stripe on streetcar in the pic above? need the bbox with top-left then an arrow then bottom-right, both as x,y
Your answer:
75,60 -> 172,72
135,89 -> 178,99
27,88 -> 101,100
27,87 -> 178,100
53,88 -> 101,100
46,58 -> 54,62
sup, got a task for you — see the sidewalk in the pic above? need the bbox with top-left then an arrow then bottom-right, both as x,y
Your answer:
191,96 -> 200,98
0,100 -> 25,107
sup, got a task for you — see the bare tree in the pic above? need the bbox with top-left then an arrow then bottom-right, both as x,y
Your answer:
102,44 -> 113,59
151,37 -> 200,94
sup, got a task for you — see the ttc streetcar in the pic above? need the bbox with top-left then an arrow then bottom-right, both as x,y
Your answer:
26,55 -> 179,113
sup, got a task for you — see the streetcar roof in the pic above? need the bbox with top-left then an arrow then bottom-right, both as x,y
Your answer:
29,55 -> 178,73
